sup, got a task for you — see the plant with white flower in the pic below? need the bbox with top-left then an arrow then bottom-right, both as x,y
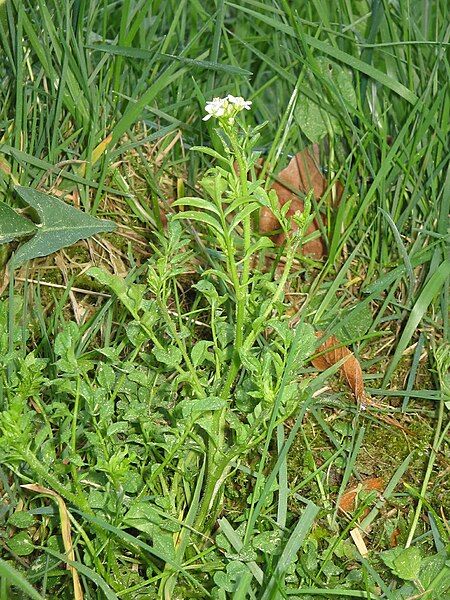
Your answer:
171,91 -> 312,532
203,94 -> 252,125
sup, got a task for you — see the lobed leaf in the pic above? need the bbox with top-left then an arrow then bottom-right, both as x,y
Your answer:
0,200 -> 37,244
10,187 -> 115,269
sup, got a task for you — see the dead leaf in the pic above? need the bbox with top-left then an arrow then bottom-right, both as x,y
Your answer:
390,527 -> 401,547
260,145 -> 342,258
350,527 -> 369,557
312,332 -> 365,401
76,134 -> 113,177
22,484 -> 83,600
339,478 -> 384,512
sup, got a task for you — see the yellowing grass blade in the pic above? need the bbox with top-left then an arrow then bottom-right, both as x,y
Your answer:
76,133 -> 113,176
22,484 -> 84,600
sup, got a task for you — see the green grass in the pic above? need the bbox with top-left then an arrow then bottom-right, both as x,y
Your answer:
0,0 -> 449,598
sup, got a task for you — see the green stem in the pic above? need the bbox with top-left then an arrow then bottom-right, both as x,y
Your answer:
22,449 -> 92,514
228,127 -> 250,356
156,300 -> 206,398
195,240 -> 301,534
221,238 -> 298,400
199,124 -> 252,532
70,377 -> 80,454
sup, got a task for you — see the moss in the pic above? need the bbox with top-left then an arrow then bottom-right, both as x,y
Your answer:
104,232 -> 132,254
65,243 -> 91,263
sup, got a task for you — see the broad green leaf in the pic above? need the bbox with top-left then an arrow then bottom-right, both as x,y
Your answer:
294,323 -> 316,365
7,511 -> 35,529
88,267 -> 128,297
189,145 -> 230,164
296,58 -> 356,142
191,340 -> 213,367
0,200 -> 37,244
124,502 -> 177,564
153,346 -> 183,368
180,396 -> 226,417
172,196 -> 221,215
10,187 -> 115,268
8,531 -> 34,556
381,546 -> 422,581
333,304 -> 373,342
171,210 -> 224,237
229,202 -> 260,232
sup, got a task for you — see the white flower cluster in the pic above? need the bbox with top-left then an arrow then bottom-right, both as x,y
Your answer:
203,95 -> 252,123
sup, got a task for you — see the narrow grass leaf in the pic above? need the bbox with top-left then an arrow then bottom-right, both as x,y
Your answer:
22,484 -> 83,599
229,3 -> 418,103
261,502 -> 319,600
0,558 -> 44,600
218,518 -> 264,585
41,548 -> 118,600
383,260 -> 450,384
360,452 -> 414,531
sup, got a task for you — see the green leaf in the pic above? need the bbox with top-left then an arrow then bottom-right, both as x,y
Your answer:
381,546 -> 422,581
171,210 -> 224,237
88,267 -> 127,296
418,551 -> 450,591
333,304 -> 373,342
88,44 -> 252,75
43,548 -> 120,600
124,502 -> 178,563
384,259 -> 450,383
239,348 -> 261,375
252,530 -> 283,552
261,502 -> 319,600
294,323 -> 316,365
191,340 -> 213,367
180,396 -> 226,417
0,201 -> 37,244
228,3 -> 418,104
88,268 -> 155,320
8,531 -> 34,556
296,58 -> 356,142
172,196 -> 221,215
153,346 -> 183,368
7,511 -> 35,529
10,186 -> 115,268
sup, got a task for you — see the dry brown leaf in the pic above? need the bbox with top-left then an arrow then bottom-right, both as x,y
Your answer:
22,484 -> 83,600
390,527 -> 401,547
260,145 -> 342,258
339,478 -> 385,512
350,527 -> 369,557
312,332 -> 365,401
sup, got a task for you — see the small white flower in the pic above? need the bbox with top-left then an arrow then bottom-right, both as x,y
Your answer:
227,95 -> 252,111
203,95 -> 252,122
202,97 -> 230,121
